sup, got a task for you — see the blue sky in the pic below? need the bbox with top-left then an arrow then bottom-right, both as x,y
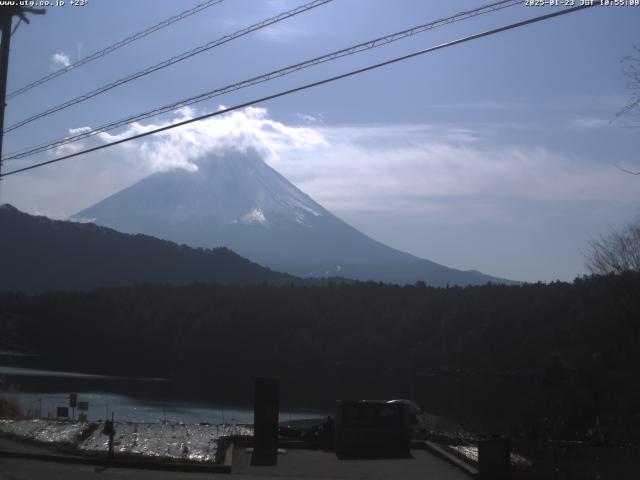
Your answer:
1,0 -> 639,282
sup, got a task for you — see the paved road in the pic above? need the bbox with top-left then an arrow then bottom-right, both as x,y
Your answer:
0,453 -> 470,480
232,447 -> 470,480
0,450 -> 470,480
0,457 -> 221,479
0,437 -> 62,456
0,435 -> 470,480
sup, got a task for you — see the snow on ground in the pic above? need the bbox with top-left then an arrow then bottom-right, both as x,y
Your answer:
449,444 -> 478,463
0,419 -> 253,463
79,422 -> 253,462
448,444 -> 531,468
0,419 -> 90,445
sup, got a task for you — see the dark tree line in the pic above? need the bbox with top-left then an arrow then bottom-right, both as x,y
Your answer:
1,273 -> 639,442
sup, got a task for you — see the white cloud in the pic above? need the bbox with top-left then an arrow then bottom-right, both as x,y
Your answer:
3,106 -> 323,218
434,96 -> 625,113
431,100 -> 527,111
570,116 -> 611,130
96,106 -> 326,174
296,113 -> 322,124
266,123 -> 640,222
256,24 -> 309,42
4,107 -> 637,228
75,42 -> 85,59
50,52 -> 71,69
3,108 -> 638,283
54,126 -> 93,156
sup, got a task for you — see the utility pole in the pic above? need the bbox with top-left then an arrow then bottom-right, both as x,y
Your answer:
0,6 -> 45,177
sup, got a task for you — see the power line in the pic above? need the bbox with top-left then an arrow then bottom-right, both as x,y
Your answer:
0,6 -> 45,183
3,0 -> 334,134
3,0 -> 520,163
10,17 -> 22,37
6,0 -> 226,100
0,4 -> 595,179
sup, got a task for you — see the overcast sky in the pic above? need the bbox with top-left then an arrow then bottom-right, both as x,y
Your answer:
1,0 -> 639,282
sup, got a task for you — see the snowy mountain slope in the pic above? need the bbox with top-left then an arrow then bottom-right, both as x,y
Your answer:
73,150 -> 514,286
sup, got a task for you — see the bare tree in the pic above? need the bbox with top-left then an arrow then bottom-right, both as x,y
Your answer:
617,46 -> 640,127
585,220 -> 640,275
614,47 -> 640,175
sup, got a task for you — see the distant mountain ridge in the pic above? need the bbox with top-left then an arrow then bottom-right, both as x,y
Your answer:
73,150 -> 515,286
0,204 -> 301,293
72,150 -> 514,286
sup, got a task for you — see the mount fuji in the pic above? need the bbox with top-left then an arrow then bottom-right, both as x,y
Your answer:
73,150 -> 513,286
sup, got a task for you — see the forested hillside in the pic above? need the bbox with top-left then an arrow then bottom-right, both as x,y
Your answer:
1,273 -> 639,441
0,204 -> 301,292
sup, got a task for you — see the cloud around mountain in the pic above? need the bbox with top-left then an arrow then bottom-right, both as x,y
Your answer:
72,146 -> 515,286
94,106 -> 326,174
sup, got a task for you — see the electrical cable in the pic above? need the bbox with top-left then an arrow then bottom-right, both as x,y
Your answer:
3,0 -> 334,134
0,4 -> 595,178
10,17 -> 22,37
2,0 -> 520,162
6,0 -> 227,99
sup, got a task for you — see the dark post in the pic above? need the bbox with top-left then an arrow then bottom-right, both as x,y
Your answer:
103,412 -> 116,460
0,6 -> 44,177
69,392 -> 77,421
108,412 -> 115,459
252,377 -> 279,465
0,10 -> 12,169
108,432 -> 114,459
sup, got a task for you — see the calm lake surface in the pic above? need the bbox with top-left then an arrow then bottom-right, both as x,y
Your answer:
0,364 -> 321,424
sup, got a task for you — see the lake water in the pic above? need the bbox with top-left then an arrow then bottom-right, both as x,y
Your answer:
0,364 -> 321,424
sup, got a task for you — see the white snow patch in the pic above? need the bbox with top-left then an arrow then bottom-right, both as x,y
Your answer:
0,419 -> 253,463
241,209 -> 268,226
448,444 -> 531,468
79,422 -> 253,462
300,205 -> 321,217
0,419 -> 89,444
71,216 -> 96,224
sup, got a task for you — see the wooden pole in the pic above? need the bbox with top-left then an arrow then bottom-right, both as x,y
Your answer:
0,11 -> 13,173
